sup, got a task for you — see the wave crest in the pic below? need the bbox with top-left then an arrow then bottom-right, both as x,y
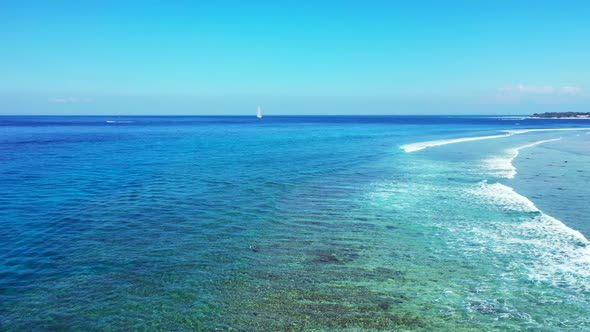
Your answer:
482,138 -> 561,179
401,127 -> 590,153
467,180 -> 590,290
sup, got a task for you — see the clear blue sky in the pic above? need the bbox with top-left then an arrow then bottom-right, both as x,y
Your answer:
1,1 -> 589,115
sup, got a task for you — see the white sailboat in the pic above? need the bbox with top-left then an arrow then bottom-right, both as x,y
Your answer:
257,105 -> 263,119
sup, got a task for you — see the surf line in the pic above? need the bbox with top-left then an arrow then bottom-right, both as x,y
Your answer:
401,127 -> 590,153
488,138 -> 563,179
471,180 -> 590,247
471,142 -> 590,286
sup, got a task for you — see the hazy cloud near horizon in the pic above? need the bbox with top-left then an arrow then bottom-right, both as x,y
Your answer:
1,92 -> 588,116
501,85 -> 585,95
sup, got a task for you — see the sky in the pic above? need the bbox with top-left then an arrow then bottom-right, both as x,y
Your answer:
1,0 -> 590,115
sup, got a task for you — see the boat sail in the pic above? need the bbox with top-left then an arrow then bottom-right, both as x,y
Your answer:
257,106 -> 263,119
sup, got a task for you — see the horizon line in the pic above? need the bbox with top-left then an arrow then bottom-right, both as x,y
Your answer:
0,114 -> 532,117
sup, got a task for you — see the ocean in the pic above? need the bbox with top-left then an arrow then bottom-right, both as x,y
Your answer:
1,116 -> 589,331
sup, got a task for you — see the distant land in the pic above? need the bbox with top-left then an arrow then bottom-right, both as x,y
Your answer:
531,112 -> 590,119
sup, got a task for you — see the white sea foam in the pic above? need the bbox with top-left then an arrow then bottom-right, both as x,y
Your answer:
106,120 -> 134,124
504,127 -> 590,135
467,180 -> 590,290
400,134 -> 511,153
482,138 -> 561,179
498,116 -> 527,120
468,181 -> 538,212
401,127 -> 590,153
481,155 -> 517,179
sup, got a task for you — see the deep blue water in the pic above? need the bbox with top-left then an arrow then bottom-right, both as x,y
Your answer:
1,116 -> 589,331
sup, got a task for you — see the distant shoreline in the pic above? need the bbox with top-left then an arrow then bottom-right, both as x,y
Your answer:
530,116 -> 590,119
529,116 -> 590,120
531,112 -> 590,119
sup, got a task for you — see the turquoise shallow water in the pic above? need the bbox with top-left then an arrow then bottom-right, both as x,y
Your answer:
0,116 -> 589,331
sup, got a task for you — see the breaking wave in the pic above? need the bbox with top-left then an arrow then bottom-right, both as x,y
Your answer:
482,138 -> 561,179
401,127 -> 590,153
466,180 -> 590,291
